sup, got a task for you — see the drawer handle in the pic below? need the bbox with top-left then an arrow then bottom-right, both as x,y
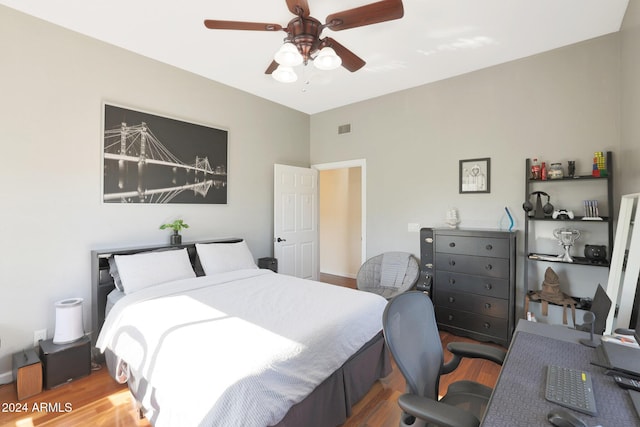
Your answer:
449,278 -> 456,285
486,244 -> 493,250
485,283 -> 493,290
485,264 -> 493,271
425,263 -> 433,269
425,237 -> 433,243
449,242 -> 456,248
483,322 -> 491,329
485,303 -> 492,309
448,315 -> 454,321
449,260 -> 456,266
448,296 -> 456,303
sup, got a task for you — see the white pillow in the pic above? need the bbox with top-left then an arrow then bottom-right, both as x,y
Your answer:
114,248 -> 196,294
196,241 -> 258,275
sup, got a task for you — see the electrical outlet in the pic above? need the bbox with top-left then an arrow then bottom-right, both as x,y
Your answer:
34,329 -> 47,347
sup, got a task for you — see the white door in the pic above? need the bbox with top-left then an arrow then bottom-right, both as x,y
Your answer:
274,164 -> 318,280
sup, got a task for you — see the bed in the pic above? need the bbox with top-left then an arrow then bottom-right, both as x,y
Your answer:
90,238 -> 391,427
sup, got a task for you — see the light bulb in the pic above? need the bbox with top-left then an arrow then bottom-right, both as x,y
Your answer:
314,47 -> 342,70
272,65 -> 298,83
274,43 -> 303,67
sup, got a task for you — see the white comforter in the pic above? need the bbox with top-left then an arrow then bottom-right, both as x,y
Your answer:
97,269 -> 387,427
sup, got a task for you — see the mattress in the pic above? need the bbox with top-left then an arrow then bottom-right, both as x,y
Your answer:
97,269 -> 387,427
105,288 -> 125,317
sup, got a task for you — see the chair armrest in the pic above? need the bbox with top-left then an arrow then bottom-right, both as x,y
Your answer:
398,393 -> 480,427
447,342 -> 507,366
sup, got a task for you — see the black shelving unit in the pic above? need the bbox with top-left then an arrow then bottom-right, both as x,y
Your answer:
523,152 -> 614,313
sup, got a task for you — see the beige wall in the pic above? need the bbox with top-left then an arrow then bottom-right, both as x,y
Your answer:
0,6 -> 309,378
319,168 -> 362,278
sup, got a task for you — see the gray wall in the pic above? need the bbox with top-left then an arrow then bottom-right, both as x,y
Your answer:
310,33 -> 624,319
621,0 -> 640,195
310,34 -> 622,255
0,6 -> 309,378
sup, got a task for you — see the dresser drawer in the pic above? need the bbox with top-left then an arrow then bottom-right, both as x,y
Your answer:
435,290 -> 508,319
435,306 -> 508,341
435,253 -> 510,278
434,271 -> 509,299
435,235 -> 510,258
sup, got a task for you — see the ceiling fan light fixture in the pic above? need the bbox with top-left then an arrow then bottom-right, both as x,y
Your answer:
272,65 -> 298,83
274,42 -> 303,67
314,47 -> 342,70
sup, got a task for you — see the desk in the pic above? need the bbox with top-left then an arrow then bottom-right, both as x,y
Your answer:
481,319 -> 639,426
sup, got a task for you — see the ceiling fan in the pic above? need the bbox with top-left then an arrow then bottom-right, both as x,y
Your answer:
204,0 -> 404,81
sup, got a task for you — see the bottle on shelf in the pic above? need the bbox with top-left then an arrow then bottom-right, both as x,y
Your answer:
531,158 -> 541,180
541,162 -> 547,181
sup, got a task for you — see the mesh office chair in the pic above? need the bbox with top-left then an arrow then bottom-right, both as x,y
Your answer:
357,252 -> 419,299
382,291 -> 507,427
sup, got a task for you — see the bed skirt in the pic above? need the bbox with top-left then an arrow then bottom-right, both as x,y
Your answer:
273,331 -> 391,427
105,331 -> 390,426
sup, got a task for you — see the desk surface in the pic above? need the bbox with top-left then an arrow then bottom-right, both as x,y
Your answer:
481,320 -> 639,426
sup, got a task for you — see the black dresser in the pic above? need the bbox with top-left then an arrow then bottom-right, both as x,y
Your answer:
421,228 -> 516,347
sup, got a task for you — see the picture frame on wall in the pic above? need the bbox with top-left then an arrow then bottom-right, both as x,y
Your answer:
102,103 -> 228,204
459,157 -> 490,194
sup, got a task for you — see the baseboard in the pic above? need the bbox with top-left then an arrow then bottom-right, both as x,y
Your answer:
0,370 -> 13,386
320,270 -> 357,279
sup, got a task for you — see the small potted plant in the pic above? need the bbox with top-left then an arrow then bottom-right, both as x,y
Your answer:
159,219 -> 189,245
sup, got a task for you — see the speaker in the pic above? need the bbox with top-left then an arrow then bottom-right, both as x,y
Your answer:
418,228 -> 434,294
39,335 -> 91,389
12,349 -> 42,400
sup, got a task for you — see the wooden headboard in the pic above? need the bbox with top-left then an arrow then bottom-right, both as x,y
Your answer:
90,238 -> 243,349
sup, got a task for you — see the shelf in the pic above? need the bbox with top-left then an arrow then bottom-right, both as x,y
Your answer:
527,253 -> 610,268
526,215 -> 610,222
523,153 -> 614,327
526,291 -> 593,310
528,174 -> 609,183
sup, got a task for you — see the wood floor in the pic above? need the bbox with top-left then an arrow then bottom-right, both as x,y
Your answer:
0,274 -> 502,427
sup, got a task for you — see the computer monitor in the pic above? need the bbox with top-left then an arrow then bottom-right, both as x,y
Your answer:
591,285 -> 612,335
634,301 -> 640,344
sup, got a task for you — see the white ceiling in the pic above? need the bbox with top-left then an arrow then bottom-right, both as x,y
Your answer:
1,0 -> 629,114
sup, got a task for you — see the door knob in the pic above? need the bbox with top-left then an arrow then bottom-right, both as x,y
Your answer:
276,237 -> 286,242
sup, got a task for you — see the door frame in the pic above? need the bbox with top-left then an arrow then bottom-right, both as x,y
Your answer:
312,159 -> 367,267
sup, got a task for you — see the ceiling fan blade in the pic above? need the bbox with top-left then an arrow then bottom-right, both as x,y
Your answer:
265,60 -> 279,75
324,38 -> 366,72
325,0 -> 404,31
204,20 -> 283,32
286,0 -> 310,17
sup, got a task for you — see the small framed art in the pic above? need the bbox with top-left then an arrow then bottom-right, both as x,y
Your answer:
459,158 -> 490,194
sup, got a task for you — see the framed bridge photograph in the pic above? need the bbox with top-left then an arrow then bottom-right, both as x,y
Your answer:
102,103 -> 228,204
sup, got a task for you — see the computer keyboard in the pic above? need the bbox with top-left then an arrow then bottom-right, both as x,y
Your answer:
545,364 -> 598,416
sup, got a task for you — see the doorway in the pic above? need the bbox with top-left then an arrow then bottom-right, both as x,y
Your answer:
313,159 -> 366,280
